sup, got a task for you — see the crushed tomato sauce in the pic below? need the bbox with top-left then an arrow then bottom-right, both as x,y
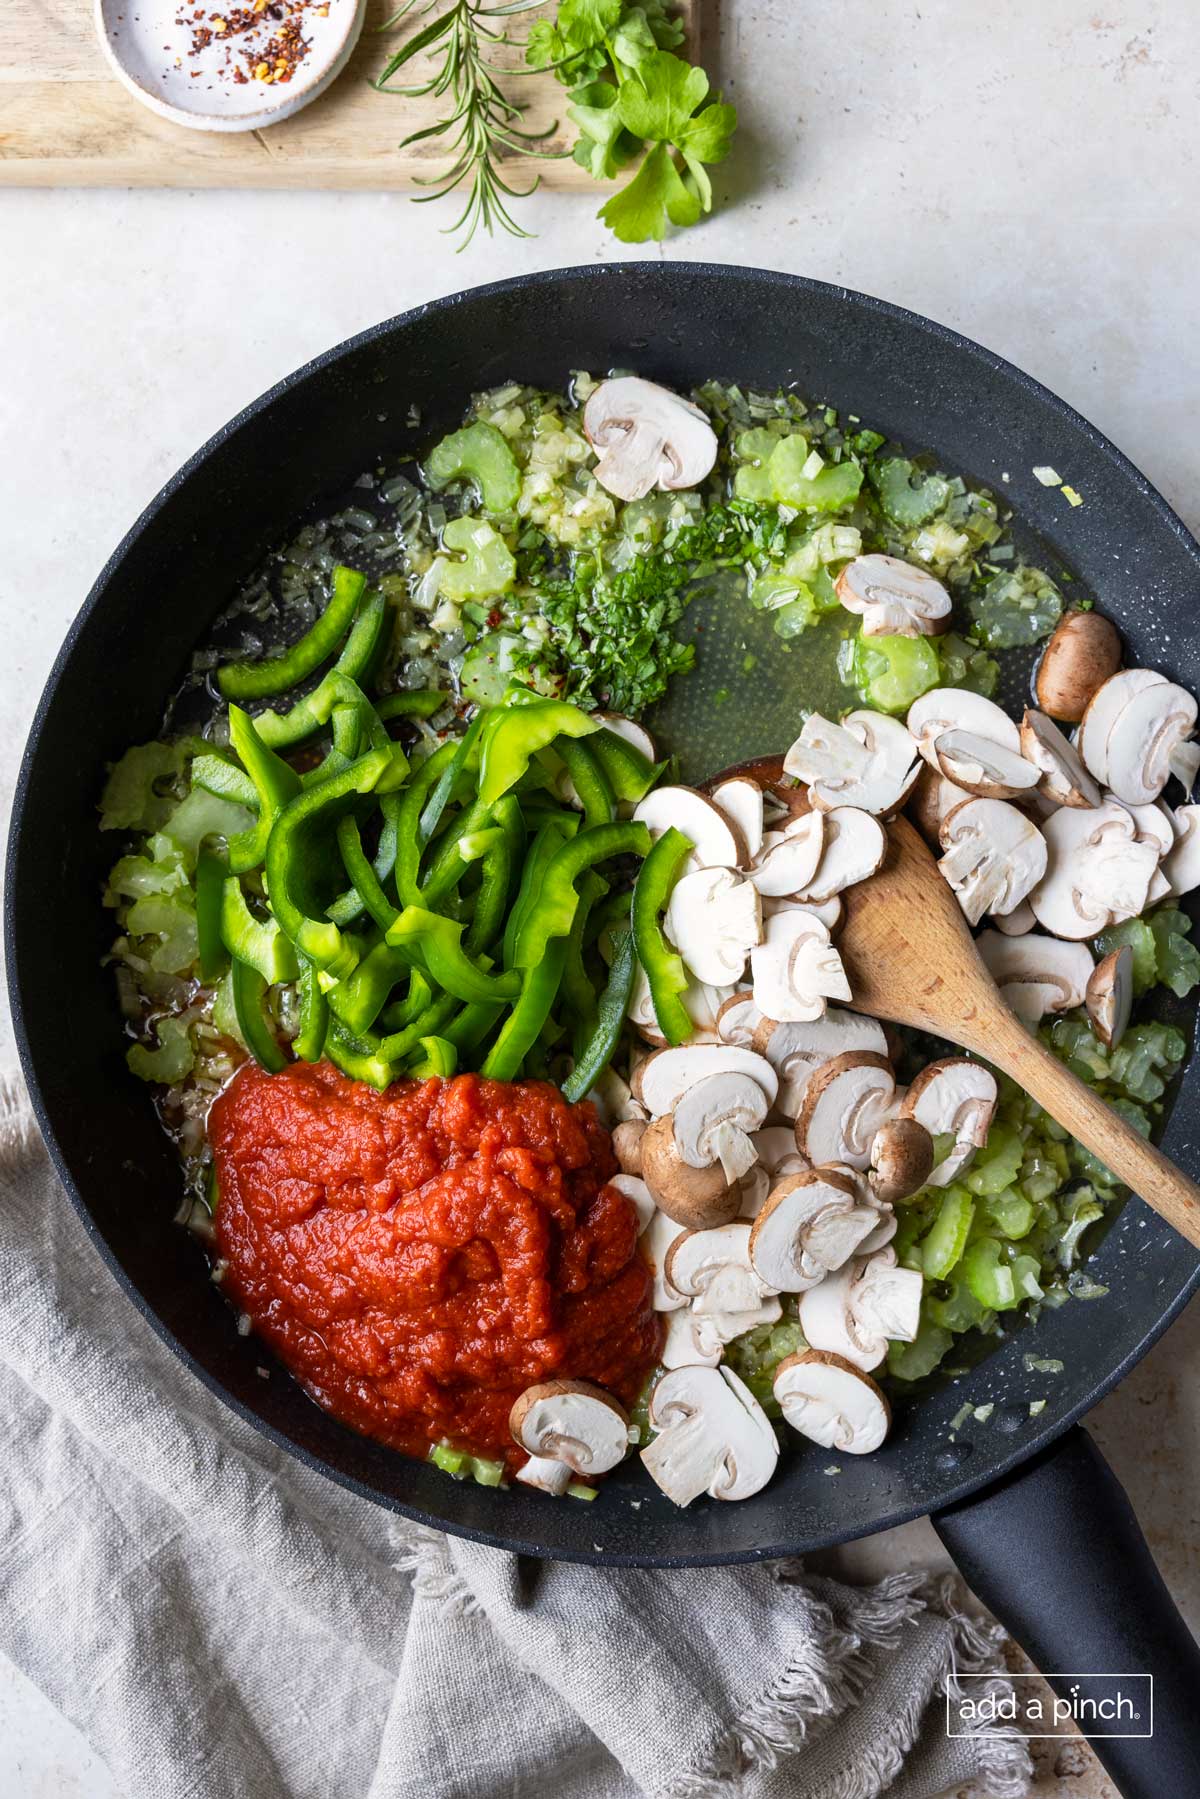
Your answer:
210,1063 -> 661,1465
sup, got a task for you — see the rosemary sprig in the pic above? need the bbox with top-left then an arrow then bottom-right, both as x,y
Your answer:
375,0 -> 560,249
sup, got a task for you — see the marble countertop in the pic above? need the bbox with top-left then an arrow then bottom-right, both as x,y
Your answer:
1,1 -> 1196,1792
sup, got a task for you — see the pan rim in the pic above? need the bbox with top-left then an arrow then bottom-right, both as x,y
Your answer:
8,262 -> 1200,1565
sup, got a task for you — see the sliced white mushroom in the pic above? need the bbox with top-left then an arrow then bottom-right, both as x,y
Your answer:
908,762 -> 973,847
753,1009 -> 889,1120
868,1117 -> 935,1204
710,777 -> 765,864
658,1302 -> 781,1370
792,807 -> 887,904
608,1171 -> 655,1232
627,962 -> 669,1047
595,711 -> 657,765
632,1043 -> 779,1117
643,1209 -> 689,1311
762,892 -> 844,933
510,1380 -> 630,1479
798,1247 -> 923,1373
938,798 -> 1047,925
738,1163 -> 772,1218
899,1058 -> 998,1186
783,711 -> 919,816
583,377 -> 718,502
749,1167 -> 889,1291
932,728 -> 1040,803
611,1121 -> 648,1178
748,812 -> 826,898
1029,801 -> 1159,938
1125,800 -> 1174,905
515,1454 -> 574,1496
1172,739 -> 1200,796
585,1066 -> 644,1127
1164,804 -> 1200,898
752,1125 -> 810,1177
666,1221 -> 776,1317
773,1350 -> 891,1455
1034,609 -> 1122,723
1019,709 -> 1102,809
793,1051 -> 896,1170
992,898 -> 1036,936
633,786 -> 747,870
834,553 -> 952,638
673,1071 -> 770,1186
907,689 -> 1021,769
1086,946 -> 1133,1052
750,909 -> 850,1024
1081,672 -> 1197,806
977,930 -> 1094,1023
641,1117 -> 741,1230
665,866 -> 763,987
641,1365 -> 779,1506
715,991 -> 763,1047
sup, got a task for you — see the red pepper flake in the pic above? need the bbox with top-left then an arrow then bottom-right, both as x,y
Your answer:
172,0 -> 322,83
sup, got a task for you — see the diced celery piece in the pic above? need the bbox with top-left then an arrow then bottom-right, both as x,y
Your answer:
459,632 -> 522,705
126,894 -> 199,975
981,1189 -> 1035,1239
769,439 -> 863,511
936,631 -> 999,698
126,1014 -> 194,1085
438,518 -> 516,602
962,1238 -> 1018,1310
1107,1022 -> 1186,1104
887,1319 -> 953,1381
426,421 -> 520,514
964,1124 -> 1024,1196
839,631 -> 940,715
100,741 -> 189,833
919,1187 -> 975,1280
1149,908 -> 1200,998
871,457 -> 950,528
968,566 -> 1061,650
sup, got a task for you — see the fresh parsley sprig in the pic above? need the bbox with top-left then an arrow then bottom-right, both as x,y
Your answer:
528,0 -> 737,243
375,0 -> 558,249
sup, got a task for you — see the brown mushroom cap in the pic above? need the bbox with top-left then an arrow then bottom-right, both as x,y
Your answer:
509,1379 -> 630,1476
1034,609 -> 1122,723
640,1115 -> 742,1229
869,1117 -> 935,1204
612,1119 -> 648,1176
793,1050 -> 896,1169
772,1349 -> 892,1454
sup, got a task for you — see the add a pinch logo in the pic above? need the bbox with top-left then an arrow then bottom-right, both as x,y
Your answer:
948,1673 -> 1153,1739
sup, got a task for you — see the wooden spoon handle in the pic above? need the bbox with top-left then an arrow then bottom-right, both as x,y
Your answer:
983,1010 -> 1200,1251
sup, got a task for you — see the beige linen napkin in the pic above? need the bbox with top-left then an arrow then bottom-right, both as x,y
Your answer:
0,1071 -> 1032,1799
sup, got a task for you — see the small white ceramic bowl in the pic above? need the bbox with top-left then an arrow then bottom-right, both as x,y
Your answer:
95,0 -> 367,133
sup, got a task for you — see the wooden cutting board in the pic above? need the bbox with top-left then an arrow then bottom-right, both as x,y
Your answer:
0,0 -> 699,188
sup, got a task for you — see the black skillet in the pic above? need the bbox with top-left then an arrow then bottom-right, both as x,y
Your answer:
8,266 -> 1200,1792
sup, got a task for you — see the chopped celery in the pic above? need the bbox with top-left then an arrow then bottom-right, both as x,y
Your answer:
962,1238 -> 1018,1310
1048,1016 -> 1110,1083
1149,908 -> 1200,998
100,741 -> 190,833
567,1481 -> 599,1501
871,457 -> 950,528
127,1014 -> 194,1084
438,518 -> 516,602
736,435 -> 863,511
425,421 -> 520,513
1107,1021 -> 1187,1103
126,894 -> 199,975
723,1313 -> 804,1416
104,850 -> 188,906
460,633 -> 523,705
964,1124 -> 1025,1196
887,1319 -> 953,1382
980,1190 -> 1035,1239
918,1187 -> 975,1280
936,631 -> 999,698
839,631 -> 940,714
1094,917 -> 1157,995
925,1273 -> 994,1334
151,787 -> 254,872
968,566 -> 1062,649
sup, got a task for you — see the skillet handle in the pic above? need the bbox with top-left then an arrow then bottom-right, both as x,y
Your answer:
932,1425 -> 1200,1797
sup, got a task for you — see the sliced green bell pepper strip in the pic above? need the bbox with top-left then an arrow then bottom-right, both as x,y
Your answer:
501,814 -> 578,969
478,701 -> 599,807
230,958 -> 287,1073
252,589 -> 389,749
226,706 -> 302,876
192,751 -> 258,810
441,996 -> 505,1053
463,795 -> 522,957
385,907 -> 521,1006
327,941 -> 408,1037
589,729 -> 663,805
513,820 -> 649,971
300,675 -> 409,795
377,990 -> 460,1063
379,969 -> 435,1033
420,711 -> 487,846
631,827 -> 694,1047
375,690 -> 448,723
562,928 -> 637,1103
335,814 -> 400,933
481,940 -> 568,1081
195,846 -> 229,984
292,959 -> 329,1063
220,876 -> 300,984
420,794 -> 496,908
264,748 -> 390,975
218,565 -> 367,701
560,872 -> 608,1049
395,741 -> 459,907
557,738 -> 615,829
407,1035 -> 458,1078
324,1017 -> 396,1091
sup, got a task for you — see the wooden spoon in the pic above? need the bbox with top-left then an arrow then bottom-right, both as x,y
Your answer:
712,755 -> 1200,1251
